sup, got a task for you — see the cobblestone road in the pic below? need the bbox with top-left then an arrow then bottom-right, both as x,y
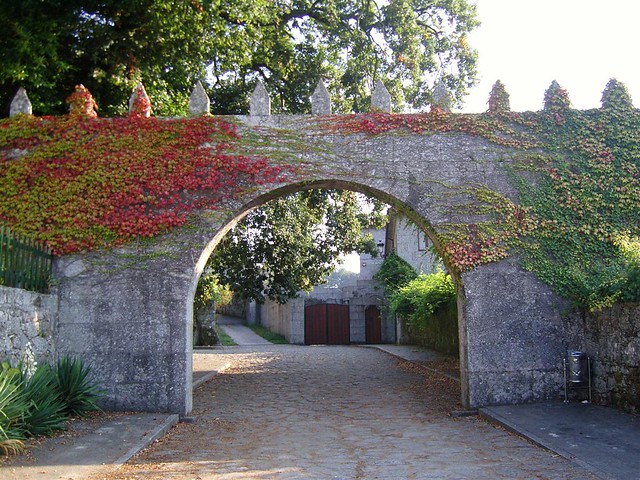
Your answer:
98,345 -> 596,480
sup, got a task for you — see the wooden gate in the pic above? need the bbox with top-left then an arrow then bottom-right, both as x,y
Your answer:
365,305 -> 382,344
304,303 -> 350,345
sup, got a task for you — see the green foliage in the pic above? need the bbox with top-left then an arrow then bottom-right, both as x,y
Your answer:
247,325 -> 288,344
374,252 -> 418,293
322,267 -> 360,288
601,79 -> 634,112
194,273 -> 233,311
0,363 -> 27,454
209,190 -> 385,304
323,80 -> 640,310
511,93 -> 640,310
0,0 -> 479,116
389,271 -> 456,320
543,80 -> 571,113
614,235 -> 640,303
0,356 -> 102,455
54,357 -> 102,416
19,364 -> 67,437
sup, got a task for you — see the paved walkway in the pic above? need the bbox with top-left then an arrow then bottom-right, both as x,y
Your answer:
1,413 -> 178,480
481,402 -> 640,480
1,343 -> 638,479
216,314 -> 272,345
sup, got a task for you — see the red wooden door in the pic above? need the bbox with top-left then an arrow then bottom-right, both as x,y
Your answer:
327,304 -> 350,345
304,303 -> 350,345
305,304 -> 328,345
365,305 -> 382,344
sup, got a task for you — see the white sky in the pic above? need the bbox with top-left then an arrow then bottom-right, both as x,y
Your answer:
460,0 -> 640,113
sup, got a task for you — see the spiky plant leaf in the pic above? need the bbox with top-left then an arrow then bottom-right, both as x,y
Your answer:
19,364 -> 67,436
54,357 -> 102,416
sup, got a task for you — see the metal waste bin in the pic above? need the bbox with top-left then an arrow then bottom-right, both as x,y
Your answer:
567,351 -> 588,384
563,351 -> 592,402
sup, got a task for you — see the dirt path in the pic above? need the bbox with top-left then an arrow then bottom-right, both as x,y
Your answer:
93,345 -> 596,479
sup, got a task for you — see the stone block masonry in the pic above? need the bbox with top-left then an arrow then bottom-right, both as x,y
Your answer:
0,285 -> 57,370
567,303 -> 640,413
49,115 -> 573,415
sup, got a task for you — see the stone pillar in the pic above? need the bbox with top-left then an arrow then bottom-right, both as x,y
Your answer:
371,80 -> 392,112
460,261 -> 569,408
10,88 -> 32,116
250,80 -> 270,116
129,82 -> 151,117
311,80 -> 331,114
188,81 -> 210,116
431,79 -> 452,112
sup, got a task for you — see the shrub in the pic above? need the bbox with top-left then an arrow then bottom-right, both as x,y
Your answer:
0,363 -> 28,455
19,364 -> 67,436
54,357 -> 102,416
0,356 -> 103,457
390,271 -> 458,353
390,271 -> 456,320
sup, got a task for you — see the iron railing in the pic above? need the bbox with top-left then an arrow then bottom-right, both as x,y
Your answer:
0,226 -> 52,293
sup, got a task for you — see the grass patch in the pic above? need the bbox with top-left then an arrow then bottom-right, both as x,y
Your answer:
214,326 -> 237,346
248,324 -> 288,344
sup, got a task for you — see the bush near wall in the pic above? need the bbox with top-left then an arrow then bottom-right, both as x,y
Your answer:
390,271 -> 459,355
401,298 -> 459,355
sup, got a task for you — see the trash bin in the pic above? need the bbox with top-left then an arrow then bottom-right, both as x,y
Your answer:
567,351 -> 588,384
564,351 -> 592,402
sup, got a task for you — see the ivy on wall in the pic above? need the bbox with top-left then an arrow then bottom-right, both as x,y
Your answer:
317,80 -> 640,309
1,79 -> 638,309
0,113 -> 291,254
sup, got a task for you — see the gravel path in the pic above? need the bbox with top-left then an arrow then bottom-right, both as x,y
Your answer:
94,345 -> 597,479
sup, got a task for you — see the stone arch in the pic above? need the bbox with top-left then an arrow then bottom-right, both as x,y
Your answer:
52,119 -> 571,415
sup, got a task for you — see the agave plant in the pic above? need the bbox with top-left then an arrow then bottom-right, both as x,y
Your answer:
19,364 -> 68,437
0,362 -> 28,454
54,357 -> 103,416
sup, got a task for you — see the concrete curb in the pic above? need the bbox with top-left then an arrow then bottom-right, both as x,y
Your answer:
364,345 -> 461,383
113,414 -> 180,466
193,362 -> 231,389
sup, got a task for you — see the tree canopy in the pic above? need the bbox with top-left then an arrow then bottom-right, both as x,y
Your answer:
206,190 -> 386,304
1,0 -> 479,116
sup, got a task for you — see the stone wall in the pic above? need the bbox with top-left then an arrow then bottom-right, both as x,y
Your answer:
50,115 -> 576,414
259,297 -> 305,344
0,286 -> 57,370
566,303 -> 640,413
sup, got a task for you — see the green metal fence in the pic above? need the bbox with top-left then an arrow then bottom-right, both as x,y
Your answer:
0,226 -> 52,293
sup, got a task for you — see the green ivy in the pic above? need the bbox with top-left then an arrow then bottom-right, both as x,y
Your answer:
373,252 -> 417,292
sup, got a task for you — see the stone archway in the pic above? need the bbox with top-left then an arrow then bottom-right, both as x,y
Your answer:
52,115 -> 570,415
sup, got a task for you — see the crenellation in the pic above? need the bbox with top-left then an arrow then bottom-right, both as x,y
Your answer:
371,80 -> 392,112
310,80 -> 331,114
188,81 -> 210,116
250,80 -> 271,116
10,87 -> 32,117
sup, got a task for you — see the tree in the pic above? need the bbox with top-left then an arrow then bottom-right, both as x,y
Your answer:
206,190 -> 385,304
1,0 -> 479,116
